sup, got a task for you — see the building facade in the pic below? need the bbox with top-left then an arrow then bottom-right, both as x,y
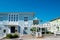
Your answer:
49,17 -> 60,34
42,17 -> 60,36
0,12 -> 38,37
0,12 -> 60,38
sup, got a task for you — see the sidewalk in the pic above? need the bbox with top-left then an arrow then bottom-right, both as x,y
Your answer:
1,34 -> 60,40
21,34 -> 60,40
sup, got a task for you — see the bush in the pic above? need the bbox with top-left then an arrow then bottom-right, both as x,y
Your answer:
30,27 -> 36,32
6,34 -> 19,39
13,34 -> 19,38
6,34 -> 13,38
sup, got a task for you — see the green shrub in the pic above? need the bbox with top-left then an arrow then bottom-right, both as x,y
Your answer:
30,27 -> 36,32
13,34 -> 19,38
6,34 -> 19,39
6,34 -> 13,38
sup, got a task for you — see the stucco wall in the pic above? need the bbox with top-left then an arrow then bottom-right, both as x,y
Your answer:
47,19 -> 60,33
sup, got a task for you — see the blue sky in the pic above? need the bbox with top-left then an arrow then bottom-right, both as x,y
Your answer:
0,0 -> 60,23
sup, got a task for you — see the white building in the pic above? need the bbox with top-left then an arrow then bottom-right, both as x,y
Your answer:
42,17 -> 60,36
48,17 -> 60,35
0,12 -> 60,38
32,17 -> 60,37
0,12 -> 39,38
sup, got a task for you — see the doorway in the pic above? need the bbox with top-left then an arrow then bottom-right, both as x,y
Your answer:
11,26 -> 15,33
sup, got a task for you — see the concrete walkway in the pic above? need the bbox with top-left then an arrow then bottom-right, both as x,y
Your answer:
1,34 -> 60,40
21,34 -> 60,40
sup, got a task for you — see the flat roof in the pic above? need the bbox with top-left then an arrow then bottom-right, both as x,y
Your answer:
0,12 -> 35,16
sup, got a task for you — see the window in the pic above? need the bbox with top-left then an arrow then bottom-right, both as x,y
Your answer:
16,15 -> 18,21
9,15 -> 10,21
0,17 -> 3,21
0,27 -> 1,30
24,27 -> 28,30
33,20 -> 39,25
11,15 -> 13,21
9,14 -> 18,21
24,17 -> 28,21
37,27 -> 40,32
14,15 -> 15,21
57,27 -> 59,31
3,29 -> 6,33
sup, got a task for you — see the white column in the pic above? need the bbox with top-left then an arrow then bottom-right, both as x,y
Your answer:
36,32 -> 38,37
36,26 -> 38,37
54,32 -> 56,36
39,28 -> 42,37
45,27 -> 46,35
54,26 -> 57,36
8,27 -> 11,34
9,28 -> 11,33
20,27 -> 23,36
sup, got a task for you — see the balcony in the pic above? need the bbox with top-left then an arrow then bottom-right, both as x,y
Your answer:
3,21 -> 19,25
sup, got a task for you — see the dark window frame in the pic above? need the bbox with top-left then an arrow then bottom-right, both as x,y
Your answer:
24,17 -> 28,21
24,27 -> 28,30
33,20 -> 39,25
